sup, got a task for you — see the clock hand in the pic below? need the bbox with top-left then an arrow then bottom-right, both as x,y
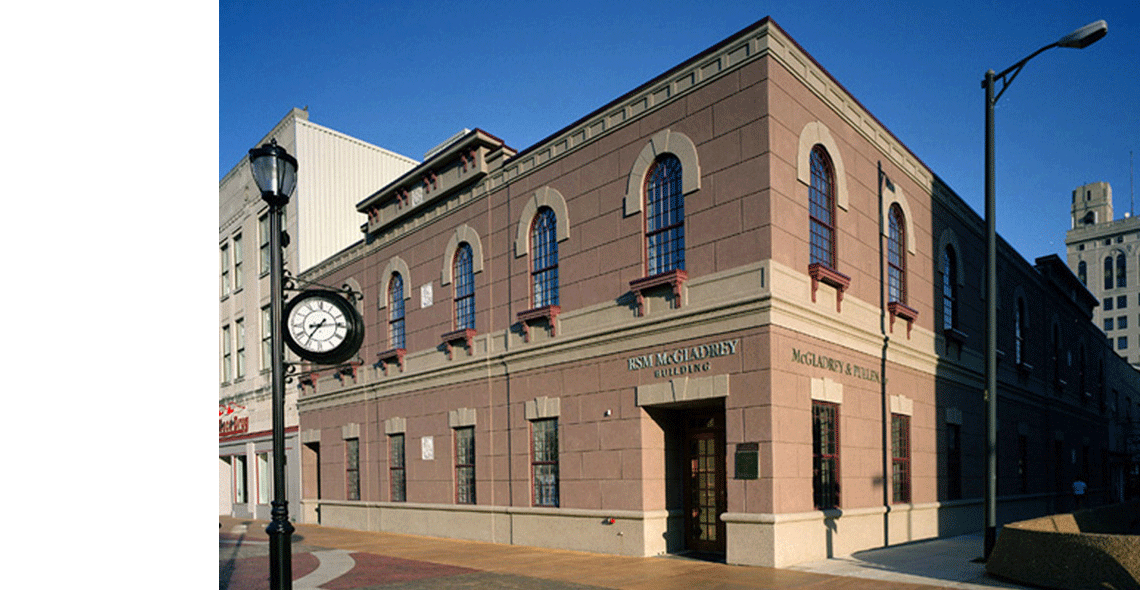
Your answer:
307,318 -> 327,339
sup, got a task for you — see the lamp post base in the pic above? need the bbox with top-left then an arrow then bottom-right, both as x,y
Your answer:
267,500 -> 295,590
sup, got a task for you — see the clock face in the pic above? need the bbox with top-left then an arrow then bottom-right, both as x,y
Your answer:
282,290 -> 365,364
287,297 -> 348,353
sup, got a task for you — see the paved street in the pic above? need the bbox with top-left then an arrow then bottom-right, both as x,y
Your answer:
221,516 -> 1033,590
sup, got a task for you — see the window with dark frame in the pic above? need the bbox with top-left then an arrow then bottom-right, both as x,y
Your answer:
891,414 -> 911,504
1117,253 -> 1127,288
389,273 -> 406,350
644,154 -> 685,276
390,433 -> 406,502
1015,298 -> 1026,364
530,207 -> 559,307
221,324 -> 232,383
812,401 -> 840,509
455,426 -> 475,504
1018,434 -> 1029,493
233,233 -> 243,291
454,243 -> 475,330
531,418 -> 559,507
942,246 -> 957,331
1104,256 -> 1114,290
260,305 -> 271,371
809,146 -> 836,268
220,242 -> 231,297
259,213 -> 270,275
947,423 -> 961,500
346,437 -> 360,501
887,205 -> 906,304
235,318 -> 246,380
1078,260 -> 1087,285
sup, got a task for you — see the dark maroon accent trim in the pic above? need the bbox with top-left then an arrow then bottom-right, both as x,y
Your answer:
629,269 -> 688,316
517,305 -> 561,342
808,263 -> 850,312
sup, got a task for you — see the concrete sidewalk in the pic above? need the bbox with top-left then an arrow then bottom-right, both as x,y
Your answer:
220,516 -> 1031,589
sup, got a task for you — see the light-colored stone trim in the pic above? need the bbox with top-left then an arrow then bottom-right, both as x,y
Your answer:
796,121 -> 849,211
809,377 -> 843,404
514,186 -> 570,258
440,224 -> 485,286
889,394 -> 913,417
882,185 -> 916,255
624,129 -> 701,216
384,417 -> 406,435
301,428 -> 320,444
636,374 -> 729,407
525,396 -> 560,421
378,256 -> 412,309
448,407 -> 477,428
341,423 -> 360,440
936,228 -> 966,288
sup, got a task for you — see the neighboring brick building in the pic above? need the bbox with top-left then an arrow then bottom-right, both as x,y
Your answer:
290,18 -> 1139,567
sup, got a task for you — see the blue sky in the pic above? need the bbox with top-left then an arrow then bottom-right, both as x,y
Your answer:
220,0 -> 1138,264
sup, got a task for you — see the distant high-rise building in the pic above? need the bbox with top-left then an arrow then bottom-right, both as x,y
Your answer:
1065,181 -> 1140,370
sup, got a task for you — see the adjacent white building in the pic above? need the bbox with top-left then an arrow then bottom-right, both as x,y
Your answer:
219,107 -> 417,520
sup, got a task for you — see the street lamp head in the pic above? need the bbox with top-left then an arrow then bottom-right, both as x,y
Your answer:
1056,19 -> 1107,49
248,138 -> 298,207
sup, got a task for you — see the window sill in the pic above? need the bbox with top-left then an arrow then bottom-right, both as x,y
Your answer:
809,263 -> 850,311
1017,361 -> 1033,375
629,269 -> 687,316
441,328 -> 476,359
517,305 -> 560,342
375,348 -> 406,375
943,327 -> 968,345
888,301 -> 919,338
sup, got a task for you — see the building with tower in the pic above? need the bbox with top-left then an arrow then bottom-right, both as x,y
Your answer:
1066,181 -> 1140,370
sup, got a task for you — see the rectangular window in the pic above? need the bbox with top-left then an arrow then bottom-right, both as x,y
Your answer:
1119,316 -> 1129,330
261,305 -> 271,371
233,233 -> 244,291
1105,297 -> 1114,311
531,418 -> 559,507
259,213 -> 271,275
256,452 -> 271,504
221,324 -> 232,383
390,434 -> 406,502
891,414 -> 911,504
233,455 -> 247,503
1119,295 -> 1129,309
812,401 -> 840,509
1119,336 -> 1129,350
947,424 -> 961,500
235,318 -> 246,379
455,426 -> 475,504
345,437 -> 359,501
220,242 -> 231,297
1105,318 -> 1115,331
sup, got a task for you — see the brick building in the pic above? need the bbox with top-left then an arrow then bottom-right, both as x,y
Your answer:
288,18 -> 1139,566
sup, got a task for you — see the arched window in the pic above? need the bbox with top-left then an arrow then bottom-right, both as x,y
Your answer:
388,273 -> 405,350
1077,260 -> 1087,285
1015,298 -> 1026,365
809,146 -> 836,267
942,246 -> 957,331
1104,256 -> 1114,290
644,154 -> 684,275
530,207 -> 559,308
1117,253 -> 1126,288
887,204 -> 906,304
454,243 -> 475,330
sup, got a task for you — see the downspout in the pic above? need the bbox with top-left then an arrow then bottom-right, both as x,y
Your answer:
878,161 -> 892,546
500,175 -> 515,545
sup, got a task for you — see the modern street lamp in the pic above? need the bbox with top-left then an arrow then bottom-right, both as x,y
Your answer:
248,138 -> 299,590
981,19 -> 1106,559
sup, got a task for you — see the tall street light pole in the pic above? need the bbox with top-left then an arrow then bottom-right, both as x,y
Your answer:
249,138 -> 299,590
981,19 -> 1106,559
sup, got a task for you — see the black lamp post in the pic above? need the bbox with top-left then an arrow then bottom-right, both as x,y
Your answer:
981,19 -> 1106,559
248,138 -> 298,590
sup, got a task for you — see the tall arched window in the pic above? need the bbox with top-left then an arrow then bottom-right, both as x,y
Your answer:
942,246 -> 957,331
1117,253 -> 1126,288
1104,256 -> 1114,290
530,207 -> 559,307
644,154 -> 684,275
454,243 -> 475,330
1015,298 -> 1026,365
809,146 -> 836,267
1077,260 -> 1087,285
388,272 -> 405,350
887,204 -> 906,304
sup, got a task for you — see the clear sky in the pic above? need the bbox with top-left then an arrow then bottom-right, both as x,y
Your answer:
221,0 -> 1138,266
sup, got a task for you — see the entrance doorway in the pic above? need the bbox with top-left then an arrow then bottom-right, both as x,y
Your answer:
683,410 -> 725,553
